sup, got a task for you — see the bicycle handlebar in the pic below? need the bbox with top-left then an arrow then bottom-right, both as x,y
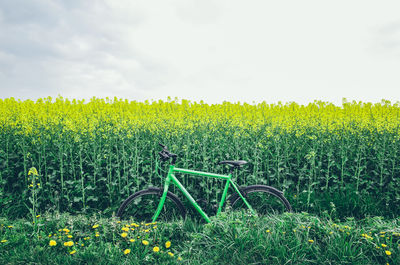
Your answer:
158,143 -> 177,164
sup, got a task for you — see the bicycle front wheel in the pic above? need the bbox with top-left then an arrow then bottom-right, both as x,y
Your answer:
116,188 -> 186,223
228,185 -> 292,216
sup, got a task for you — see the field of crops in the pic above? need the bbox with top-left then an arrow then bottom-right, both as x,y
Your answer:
0,97 -> 400,219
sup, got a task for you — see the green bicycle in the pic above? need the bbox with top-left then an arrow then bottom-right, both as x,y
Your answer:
116,144 -> 292,223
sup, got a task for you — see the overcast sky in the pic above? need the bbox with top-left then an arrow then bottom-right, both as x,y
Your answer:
1,0 -> 400,105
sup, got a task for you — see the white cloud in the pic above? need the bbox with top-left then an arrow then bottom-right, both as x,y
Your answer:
0,0 -> 400,104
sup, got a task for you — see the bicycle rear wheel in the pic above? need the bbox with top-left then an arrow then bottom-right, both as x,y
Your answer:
116,188 -> 186,223
228,185 -> 292,216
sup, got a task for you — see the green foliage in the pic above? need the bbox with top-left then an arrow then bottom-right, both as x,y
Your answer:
0,212 -> 399,264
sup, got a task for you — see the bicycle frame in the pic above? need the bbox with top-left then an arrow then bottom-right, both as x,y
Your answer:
152,165 -> 255,223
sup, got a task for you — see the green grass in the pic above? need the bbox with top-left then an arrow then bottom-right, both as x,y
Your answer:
0,212 -> 399,264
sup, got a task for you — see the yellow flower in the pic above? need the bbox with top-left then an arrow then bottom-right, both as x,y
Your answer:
121,227 -> 129,232
95,233 -> 100,237
168,252 -> 174,257
1,240 -> 8,243
49,240 -> 57,246
70,250 -> 76,255
92,224 -> 99,229
308,240 -> 314,243
142,240 -> 149,245
7,226 -> 13,228
153,246 -> 160,252
124,249 -> 131,255
63,241 -> 74,247
385,250 -> 391,256
28,167 -> 38,176
266,230 -> 270,233
177,257 -> 182,261
121,233 -> 128,238
63,228 -> 70,233
129,239 -> 135,242
67,235 -> 72,238
381,243 -> 387,248
165,241 -> 171,248
36,215 -> 40,218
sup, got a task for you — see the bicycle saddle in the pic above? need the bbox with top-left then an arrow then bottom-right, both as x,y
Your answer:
219,160 -> 248,167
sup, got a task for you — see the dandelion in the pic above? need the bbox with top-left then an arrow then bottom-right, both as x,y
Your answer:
63,241 -> 74,247
95,233 -> 100,237
165,241 -> 171,248
70,250 -> 76,255
153,246 -> 160,252
7,225 -> 13,228
49,240 -> 57,246
168,252 -> 174,257
121,227 -> 129,232
67,235 -> 73,238
142,240 -> 149,245
124,249 -> 131,255
381,243 -> 387,248
308,240 -> 314,243
130,239 -> 135,243
92,224 -> 99,229
121,233 -> 128,238
1,240 -> 7,243
266,230 -> 270,233
36,215 -> 40,218
385,250 -> 391,256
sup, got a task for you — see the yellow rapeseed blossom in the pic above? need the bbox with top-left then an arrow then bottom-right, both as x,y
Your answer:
49,240 -> 57,246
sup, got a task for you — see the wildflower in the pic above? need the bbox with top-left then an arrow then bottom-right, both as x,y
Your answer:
63,228 -> 70,233
49,240 -> 57,246
168,252 -> 174,257
95,233 -> 100,237
36,215 -> 40,218
385,250 -> 391,256
165,241 -> 171,248
142,240 -> 149,245
144,229 -> 150,233
7,225 -> 13,228
177,257 -> 182,261
67,235 -> 72,238
121,233 -> 128,238
266,230 -> 270,233
381,243 -> 387,248
1,240 -> 7,243
70,250 -> 76,255
308,240 -> 314,243
129,239 -> 135,243
153,246 -> 160,252
121,227 -> 129,232
124,249 -> 131,255
63,241 -> 74,247
92,224 -> 99,229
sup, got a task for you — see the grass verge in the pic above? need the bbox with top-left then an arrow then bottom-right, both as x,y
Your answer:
0,212 -> 399,264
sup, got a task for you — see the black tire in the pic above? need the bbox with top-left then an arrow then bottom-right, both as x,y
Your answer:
116,187 -> 186,223
228,185 -> 292,215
